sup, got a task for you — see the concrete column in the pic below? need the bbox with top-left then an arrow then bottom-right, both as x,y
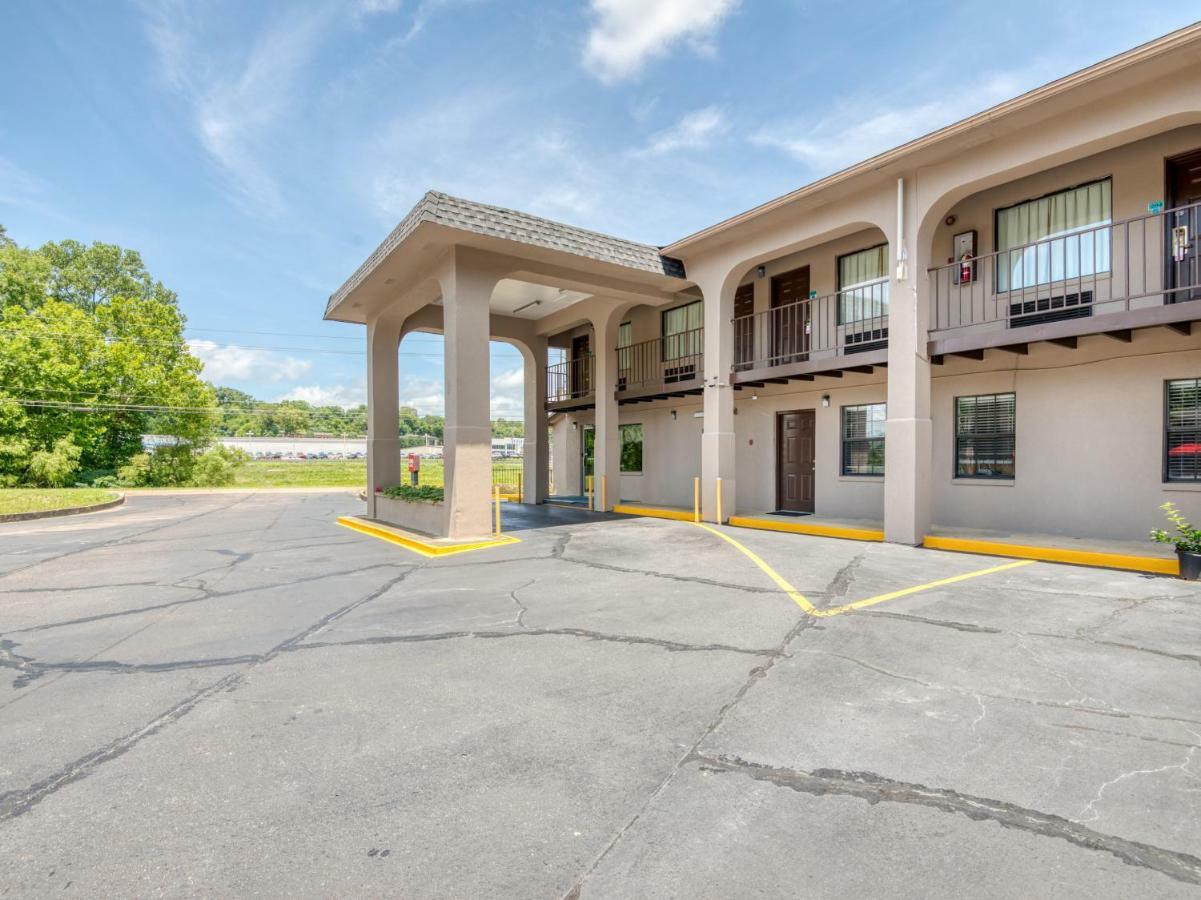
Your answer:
365,314 -> 402,519
441,256 -> 499,539
521,337 -> 549,503
591,308 -> 625,512
699,275 -> 736,522
884,178 -> 933,545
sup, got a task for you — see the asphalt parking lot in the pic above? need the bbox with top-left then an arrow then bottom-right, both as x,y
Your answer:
1,491 -> 1199,898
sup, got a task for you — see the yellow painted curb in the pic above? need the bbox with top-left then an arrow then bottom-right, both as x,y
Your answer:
922,535 -> 1178,576
728,515 -> 884,542
336,516 -> 520,558
613,504 -> 696,522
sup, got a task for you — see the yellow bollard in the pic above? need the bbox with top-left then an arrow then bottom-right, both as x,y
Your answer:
494,484 -> 501,535
601,474 -> 607,512
715,477 -> 723,524
693,477 -> 700,523
517,472 -> 523,503
587,475 -> 594,510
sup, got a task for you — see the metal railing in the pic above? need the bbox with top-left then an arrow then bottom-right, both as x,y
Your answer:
930,200 -> 1201,332
547,354 -> 594,402
732,280 -> 889,372
617,328 -> 704,392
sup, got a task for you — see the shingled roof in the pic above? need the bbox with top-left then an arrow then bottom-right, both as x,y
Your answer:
326,192 -> 686,316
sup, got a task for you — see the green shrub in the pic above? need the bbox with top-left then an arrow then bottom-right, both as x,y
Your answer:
91,474 -> 120,488
380,484 -> 444,502
1150,502 -> 1201,553
116,452 -> 152,486
0,436 -> 29,482
26,437 -> 82,487
190,445 -> 247,487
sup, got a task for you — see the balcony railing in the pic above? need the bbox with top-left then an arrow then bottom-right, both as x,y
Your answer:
732,280 -> 889,372
617,328 -> 704,392
930,200 -> 1201,332
547,354 -> 594,403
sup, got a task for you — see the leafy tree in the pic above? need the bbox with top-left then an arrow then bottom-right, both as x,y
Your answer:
0,224 -> 14,248
38,240 -> 177,312
27,437 -> 82,487
0,235 -> 215,482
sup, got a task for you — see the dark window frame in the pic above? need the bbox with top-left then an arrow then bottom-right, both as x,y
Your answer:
992,176 -> 1114,294
836,243 -> 889,326
840,402 -> 886,477
660,299 -> 702,363
954,392 -> 1017,480
619,422 -> 643,474
1164,378 -> 1201,483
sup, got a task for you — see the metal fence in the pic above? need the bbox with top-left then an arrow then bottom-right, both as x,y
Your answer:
617,328 -> 703,391
547,355 -> 594,402
732,279 -> 889,371
930,200 -> 1201,332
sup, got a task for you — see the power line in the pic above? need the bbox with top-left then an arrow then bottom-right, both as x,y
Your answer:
0,327 -> 455,358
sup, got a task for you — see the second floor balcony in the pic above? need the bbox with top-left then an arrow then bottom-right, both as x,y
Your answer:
928,200 -> 1201,357
616,329 -> 703,402
732,279 -> 889,379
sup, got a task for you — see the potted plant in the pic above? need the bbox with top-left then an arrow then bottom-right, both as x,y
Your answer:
1149,502 -> 1201,580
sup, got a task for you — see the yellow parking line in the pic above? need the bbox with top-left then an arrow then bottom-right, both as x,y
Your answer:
693,522 -> 1034,617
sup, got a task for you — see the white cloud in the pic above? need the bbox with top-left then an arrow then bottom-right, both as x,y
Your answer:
189,339 -> 313,383
398,377 -> 446,416
751,71 -> 1035,175
636,105 -> 727,156
357,0 -> 404,14
278,381 -> 366,408
141,2 -> 328,214
489,366 -> 525,419
583,0 -> 739,84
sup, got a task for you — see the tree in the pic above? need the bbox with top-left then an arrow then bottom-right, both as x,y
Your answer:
0,235 -> 215,481
38,240 -> 177,312
0,224 -> 13,248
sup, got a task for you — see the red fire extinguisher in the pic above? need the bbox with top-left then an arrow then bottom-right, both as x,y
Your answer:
407,453 -> 420,486
959,252 -> 974,284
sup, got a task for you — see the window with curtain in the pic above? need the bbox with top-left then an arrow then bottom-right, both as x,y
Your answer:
838,245 -> 889,324
620,423 -> 643,473
995,178 -> 1112,292
955,393 -> 1016,479
617,321 -> 632,384
841,403 -> 886,475
1165,378 -> 1201,482
661,300 -> 702,361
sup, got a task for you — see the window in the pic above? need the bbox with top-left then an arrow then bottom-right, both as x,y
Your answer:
661,300 -> 702,361
995,178 -> 1112,292
617,321 -> 632,386
955,393 -> 1016,479
1165,379 -> 1201,482
620,423 -> 643,473
838,245 -> 889,324
841,403 -> 886,476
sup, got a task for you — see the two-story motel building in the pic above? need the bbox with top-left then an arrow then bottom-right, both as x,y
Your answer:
326,24 -> 1201,548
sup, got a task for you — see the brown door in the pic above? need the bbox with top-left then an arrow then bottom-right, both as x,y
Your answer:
734,282 -> 754,369
776,410 -> 815,513
571,333 -> 591,395
771,267 -> 810,365
1166,150 -> 1201,303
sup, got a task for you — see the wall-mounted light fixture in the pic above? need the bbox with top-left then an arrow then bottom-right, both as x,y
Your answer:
571,421 -> 578,430
756,265 -> 766,278
821,395 -> 830,407
751,394 -> 758,401
670,409 -> 677,420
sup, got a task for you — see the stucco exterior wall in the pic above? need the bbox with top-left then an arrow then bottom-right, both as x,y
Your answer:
930,330 -> 1201,540
731,376 -> 888,519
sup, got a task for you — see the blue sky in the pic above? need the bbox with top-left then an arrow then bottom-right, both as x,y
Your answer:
2,0 -> 1196,418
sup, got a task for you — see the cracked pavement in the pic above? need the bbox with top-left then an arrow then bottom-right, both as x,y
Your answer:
1,492 -> 1200,897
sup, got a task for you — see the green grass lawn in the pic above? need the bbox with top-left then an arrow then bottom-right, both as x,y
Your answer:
225,458 -> 526,491
0,488 -> 119,516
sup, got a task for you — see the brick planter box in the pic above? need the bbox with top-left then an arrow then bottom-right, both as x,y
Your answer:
374,492 -> 446,537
